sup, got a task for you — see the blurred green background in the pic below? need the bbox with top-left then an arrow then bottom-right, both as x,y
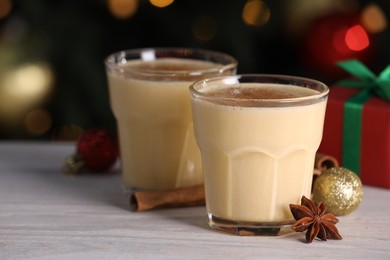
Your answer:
0,0 -> 389,140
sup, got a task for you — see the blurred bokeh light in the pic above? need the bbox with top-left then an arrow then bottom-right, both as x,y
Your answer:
345,25 -> 370,51
0,61 -> 53,137
108,0 -> 138,19
24,108 -> 52,136
0,0 -> 12,19
360,3 -> 387,34
242,0 -> 270,27
192,15 -> 217,42
149,0 -> 174,8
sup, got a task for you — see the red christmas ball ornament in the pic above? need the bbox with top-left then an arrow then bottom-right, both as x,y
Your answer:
76,129 -> 119,172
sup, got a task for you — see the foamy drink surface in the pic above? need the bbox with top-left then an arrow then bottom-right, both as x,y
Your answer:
203,84 -> 319,100
130,58 -> 222,72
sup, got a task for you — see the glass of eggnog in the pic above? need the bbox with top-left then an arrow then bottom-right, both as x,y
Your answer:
190,74 -> 329,235
104,48 -> 237,191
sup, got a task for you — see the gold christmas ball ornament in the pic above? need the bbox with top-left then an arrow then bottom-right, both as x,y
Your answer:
312,167 -> 363,216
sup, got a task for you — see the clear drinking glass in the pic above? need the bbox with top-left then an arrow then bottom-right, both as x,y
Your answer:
104,48 -> 237,191
190,74 -> 329,235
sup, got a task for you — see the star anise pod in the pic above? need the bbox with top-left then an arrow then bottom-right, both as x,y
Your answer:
289,196 -> 342,243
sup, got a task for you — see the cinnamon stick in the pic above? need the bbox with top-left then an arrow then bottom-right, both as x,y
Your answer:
130,184 -> 205,212
314,153 -> 339,176
130,153 -> 339,212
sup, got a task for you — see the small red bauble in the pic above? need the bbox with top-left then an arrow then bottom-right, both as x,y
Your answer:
77,129 -> 119,171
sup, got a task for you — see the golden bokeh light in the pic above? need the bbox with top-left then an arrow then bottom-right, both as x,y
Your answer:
0,0 -> 12,19
108,0 -> 138,19
149,0 -> 174,8
0,62 -> 53,128
242,0 -> 270,27
192,15 -> 217,42
2,63 -> 53,103
360,3 -> 387,34
24,108 -> 53,136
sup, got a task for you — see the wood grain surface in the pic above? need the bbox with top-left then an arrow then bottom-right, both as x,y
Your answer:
1,142 -> 389,259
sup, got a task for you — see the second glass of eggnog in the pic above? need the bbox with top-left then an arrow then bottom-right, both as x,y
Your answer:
190,74 -> 329,235
105,48 -> 237,190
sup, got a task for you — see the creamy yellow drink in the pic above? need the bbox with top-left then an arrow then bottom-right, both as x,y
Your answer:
105,50 -> 237,190
190,76 -> 328,235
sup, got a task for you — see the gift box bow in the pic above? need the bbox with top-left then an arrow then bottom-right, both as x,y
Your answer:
337,59 -> 390,100
335,60 -> 390,174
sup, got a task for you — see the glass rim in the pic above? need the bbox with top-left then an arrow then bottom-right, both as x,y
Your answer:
104,47 -> 238,77
189,74 -> 329,106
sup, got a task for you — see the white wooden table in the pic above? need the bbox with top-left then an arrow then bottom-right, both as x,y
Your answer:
1,142 -> 389,259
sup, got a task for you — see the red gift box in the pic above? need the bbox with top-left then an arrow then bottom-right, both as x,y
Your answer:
319,86 -> 390,189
